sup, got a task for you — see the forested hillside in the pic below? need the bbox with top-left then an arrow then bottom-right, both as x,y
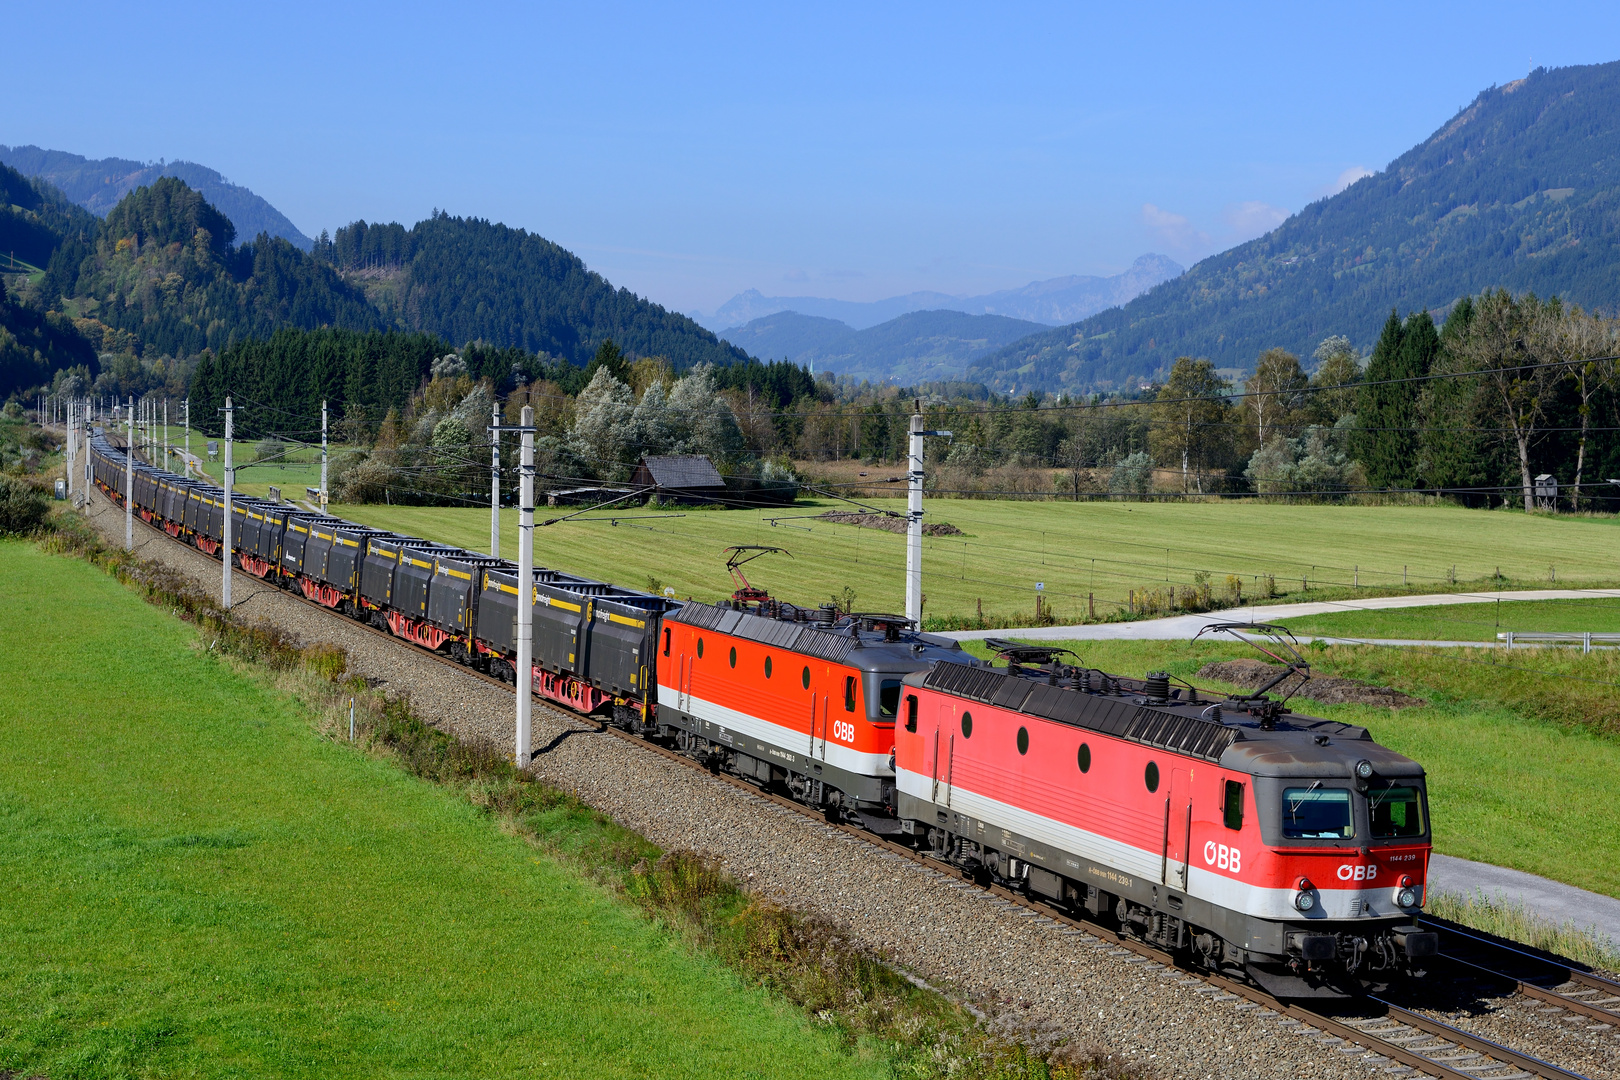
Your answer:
976,60 -> 1620,395
0,177 -> 763,400
0,145 -> 314,249
312,215 -> 753,370
0,162 -> 98,271
49,177 -> 382,358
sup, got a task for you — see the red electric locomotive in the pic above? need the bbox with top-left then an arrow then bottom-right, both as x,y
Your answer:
893,638 -> 1436,995
657,601 -> 976,824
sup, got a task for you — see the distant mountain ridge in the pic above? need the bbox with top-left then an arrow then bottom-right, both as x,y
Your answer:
698,253 -> 1183,331
720,308 -> 1047,384
974,60 -> 1620,396
0,145 -> 314,251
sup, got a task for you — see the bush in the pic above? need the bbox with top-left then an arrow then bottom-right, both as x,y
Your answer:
254,437 -> 288,462
0,475 -> 49,535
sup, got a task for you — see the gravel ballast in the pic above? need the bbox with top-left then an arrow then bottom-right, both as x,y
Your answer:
80,490 -> 1596,1079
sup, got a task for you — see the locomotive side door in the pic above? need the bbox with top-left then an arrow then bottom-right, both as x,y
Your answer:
1166,768 -> 1193,889
926,702 -> 951,802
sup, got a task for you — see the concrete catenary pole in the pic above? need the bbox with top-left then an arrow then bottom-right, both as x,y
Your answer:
320,400 -> 329,511
184,397 -> 191,473
163,399 -> 169,468
905,412 -> 924,624
515,404 -> 536,767
490,402 -> 501,558
83,398 -> 91,500
222,397 -> 235,611
904,404 -> 951,627
65,399 -> 75,496
124,396 -> 134,550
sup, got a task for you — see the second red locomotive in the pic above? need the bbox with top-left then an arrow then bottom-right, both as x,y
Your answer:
893,641 -> 1437,995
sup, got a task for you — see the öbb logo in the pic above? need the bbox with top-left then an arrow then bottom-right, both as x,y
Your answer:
831,720 -> 856,743
1202,841 -> 1241,872
1337,863 -> 1379,882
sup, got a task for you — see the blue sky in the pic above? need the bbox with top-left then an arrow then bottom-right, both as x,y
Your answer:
10,2 -> 1620,313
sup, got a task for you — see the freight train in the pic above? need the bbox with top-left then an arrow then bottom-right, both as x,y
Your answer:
89,431 -> 1437,996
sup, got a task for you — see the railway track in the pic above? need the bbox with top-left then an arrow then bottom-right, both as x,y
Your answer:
1425,918 -> 1620,1026
97,479 -> 1602,1080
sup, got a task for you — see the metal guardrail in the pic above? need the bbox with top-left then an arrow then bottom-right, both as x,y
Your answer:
1497,631 -> 1620,652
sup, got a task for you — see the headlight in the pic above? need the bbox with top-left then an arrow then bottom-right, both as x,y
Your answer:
1294,890 -> 1316,912
1396,886 -> 1417,908
1354,759 -> 1374,779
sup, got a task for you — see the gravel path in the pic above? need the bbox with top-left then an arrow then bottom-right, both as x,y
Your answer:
82,490 -> 1554,1080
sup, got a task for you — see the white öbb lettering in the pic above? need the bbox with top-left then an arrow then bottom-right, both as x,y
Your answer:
1202,841 -> 1241,873
1336,863 -> 1379,882
831,720 -> 856,743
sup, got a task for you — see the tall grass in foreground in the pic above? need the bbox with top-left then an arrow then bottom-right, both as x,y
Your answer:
36,511 -> 1143,1080
1426,891 -> 1620,975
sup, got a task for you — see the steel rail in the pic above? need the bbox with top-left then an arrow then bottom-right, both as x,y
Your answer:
93,479 -> 1596,1080
1422,919 -> 1620,1025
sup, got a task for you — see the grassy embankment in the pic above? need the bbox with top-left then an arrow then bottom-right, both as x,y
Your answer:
958,636 -> 1620,908
0,539 -> 894,1080
1273,597 -> 1620,642
324,499 -> 1620,625
3,526 -> 1136,1080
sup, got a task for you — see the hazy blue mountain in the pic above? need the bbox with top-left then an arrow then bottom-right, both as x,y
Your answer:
698,253 -> 1182,331
721,308 -> 1046,383
0,145 -> 314,251
703,288 -> 960,331
974,60 -> 1620,396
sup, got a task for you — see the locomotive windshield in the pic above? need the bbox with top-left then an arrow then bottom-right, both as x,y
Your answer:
878,679 -> 903,719
1368,783 -> 1426,839
1282,785 -> 1354,839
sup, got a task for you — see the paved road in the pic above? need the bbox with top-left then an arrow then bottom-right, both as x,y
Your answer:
938,589 -> 1620,642
1428,854 -> 1620,951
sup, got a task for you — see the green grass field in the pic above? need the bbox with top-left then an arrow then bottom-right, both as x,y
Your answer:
186,438 -> 340,503
322,498 -> 1620,621
961,637 -> 1620,899
1273,598 -> 1620,642
0,541 -> 885,1080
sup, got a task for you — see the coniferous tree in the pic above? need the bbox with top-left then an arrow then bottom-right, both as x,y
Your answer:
1417,298 -> 1501,504
1353,310 -> 1425,490
582,339 -> 631,386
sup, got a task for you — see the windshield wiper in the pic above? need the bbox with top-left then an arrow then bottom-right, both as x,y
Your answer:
1287,779 -> 1322,815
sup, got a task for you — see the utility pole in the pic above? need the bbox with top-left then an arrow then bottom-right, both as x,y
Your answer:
65,400 -> 75,496
905,403 -> 952,626
222,397 -> 236,610
184,397 -> 190,473
489,402 -> 501,558
515,404 -> 536,768
124,396 -> 134,550
320,400 -> 329,511
163,399 -> 169,469
83,398 -> 91,501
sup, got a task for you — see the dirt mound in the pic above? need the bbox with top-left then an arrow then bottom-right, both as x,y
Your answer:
817,511 -> 964,537
1196,658 -> 1425,709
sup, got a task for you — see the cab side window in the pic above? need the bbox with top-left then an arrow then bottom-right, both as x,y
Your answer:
904,694 -> 918,732
1223,780 -> 1245,831
844,675 -> 857,712
662,627 -> 671,656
